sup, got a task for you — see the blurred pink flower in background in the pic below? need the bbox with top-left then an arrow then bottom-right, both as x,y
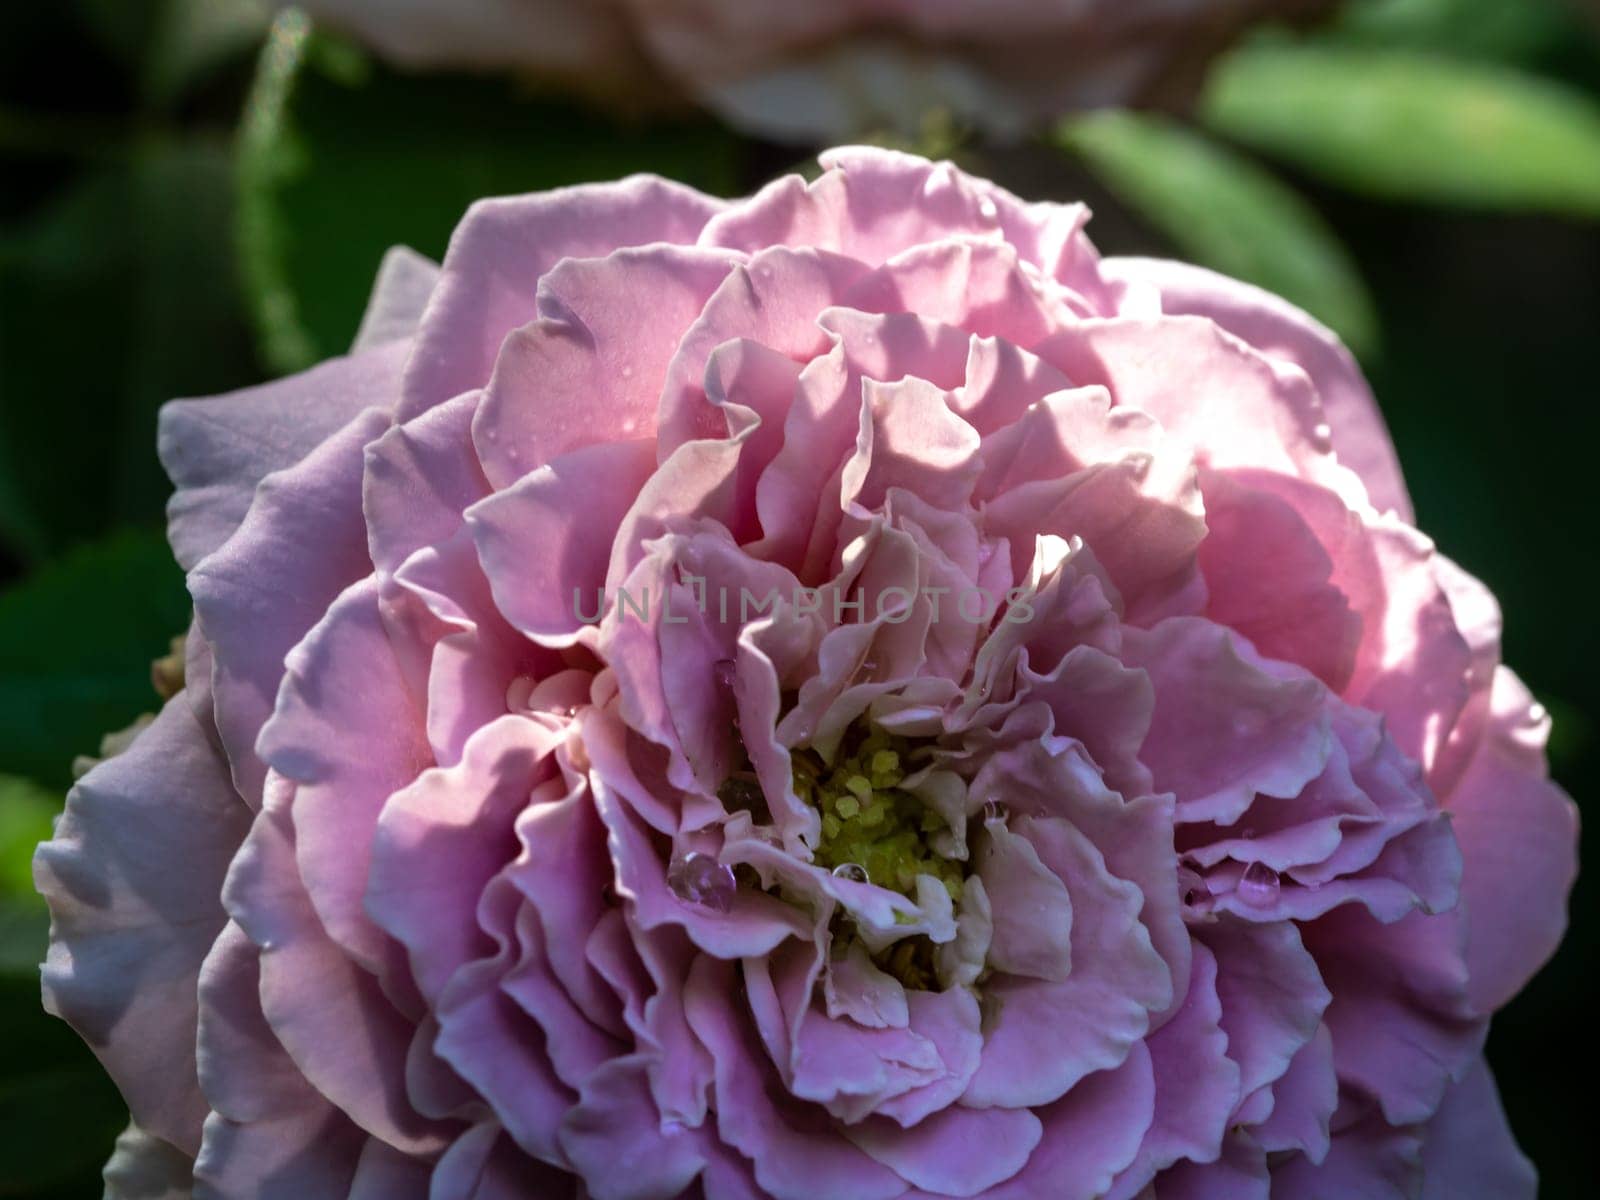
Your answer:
37,148 -> 1575,1198
275,0 -> 1335,140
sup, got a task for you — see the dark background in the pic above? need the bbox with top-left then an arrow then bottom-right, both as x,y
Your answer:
0,2 -> 1592,1195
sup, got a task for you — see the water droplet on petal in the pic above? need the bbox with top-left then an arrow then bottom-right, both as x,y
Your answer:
1528,702 -> 1548,724
983,798 -> 1009,825
1237,861 -> 1281,908
977,196 -> 999,222
714,658 -> 737,693
832,862 -> 870,884
668,851 -> 737,913
1312,421 -> 1333,445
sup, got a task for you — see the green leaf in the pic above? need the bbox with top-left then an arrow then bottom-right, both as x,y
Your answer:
0,775 -> 56,897
1055,109 -> 1378,358
0,138 -> 260,560
1201,45 -> 1600,215
0,529 -> 188,789
1327,0 -> 1577,65
239,12 -> 745,375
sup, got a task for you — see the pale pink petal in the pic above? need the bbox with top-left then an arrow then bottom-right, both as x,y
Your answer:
1102,257 -> 1412,519
402,178 -> 725,419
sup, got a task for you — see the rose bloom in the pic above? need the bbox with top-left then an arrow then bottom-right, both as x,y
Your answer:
38,148 -> 1576,1199
275,0 -> 1332,141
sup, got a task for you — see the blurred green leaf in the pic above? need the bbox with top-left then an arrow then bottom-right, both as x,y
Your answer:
0,775 -> 56,897
1327,0 -> 1577,64
1202,45 -> 1600,215
0,529 -> 187,789
1055,109 -> 1378,357
0,775 -> 57,977
239,12 -> 745,374
0,138 -> 259,560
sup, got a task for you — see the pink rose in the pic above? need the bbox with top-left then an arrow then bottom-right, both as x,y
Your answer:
280,0 -> 1333,140
38,148 -> 1576,1198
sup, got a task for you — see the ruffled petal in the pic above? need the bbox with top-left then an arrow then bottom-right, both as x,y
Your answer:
36,696 -> 250,1155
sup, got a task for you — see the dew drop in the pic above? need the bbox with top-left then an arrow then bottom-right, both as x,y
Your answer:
982,798 -> 1009,825
1312,421 -> 1333,445
1237,861 -> 1281,908
1528,702 -> 1548,724
832,862 -> 870,884
667,851 -> 737,913
977,196 -> 999,222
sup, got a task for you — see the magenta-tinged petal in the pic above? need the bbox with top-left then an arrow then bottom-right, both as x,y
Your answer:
193,922 -> 369,1197
985,1044 -> 1157,1200
847,1103 -> 1042,1195
682,956 -> 905,1200
256,575 -> 430,990
160,343 -> 406,570
846,238 -> 1066,346
473,245 -> 740,487
1197,468 -> 1362,691
1041,315 -> 1356,503
223,785 -> 452,1156
1122,618 -> 1331,825
657,246 -> 869,455
1152,1135 -> 1269,1200
368,715 -> 560,1003
502,784 -> 629,1040
841,376 -> 981,514
967,815 -> 1170,1108
1445,667 -> 1578,1014
559,1057 -> 709,1200
873,987 -> 983,1127
35,696 -> 250,1155
189,407 -> 389,802
1249,1023 -> 1336,1163
1119,943 -> 1240,1182
469,437 -> 656,646
1302,906 -> 1482,1126
401,177 -> 724,419
982,450 -> 1205,628
432,1124 -> 581,1200
1102,257 -> 1412,519
352,245 -> 439,353
433,951 -> 573,1165
1202,917 -> 1330,1102
363,390 -> 490,580
1419,1058 -> 1535,1200
1269,1100 -> 1423,1199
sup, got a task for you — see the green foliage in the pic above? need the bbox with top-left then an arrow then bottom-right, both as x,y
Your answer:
238,12 -> 747,373
1055,109 -> 1378,357
0,529 -> 187,789
0,972 -> 128,1195
1328,0 -> 1577,65
1202,44 -> 1600,215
